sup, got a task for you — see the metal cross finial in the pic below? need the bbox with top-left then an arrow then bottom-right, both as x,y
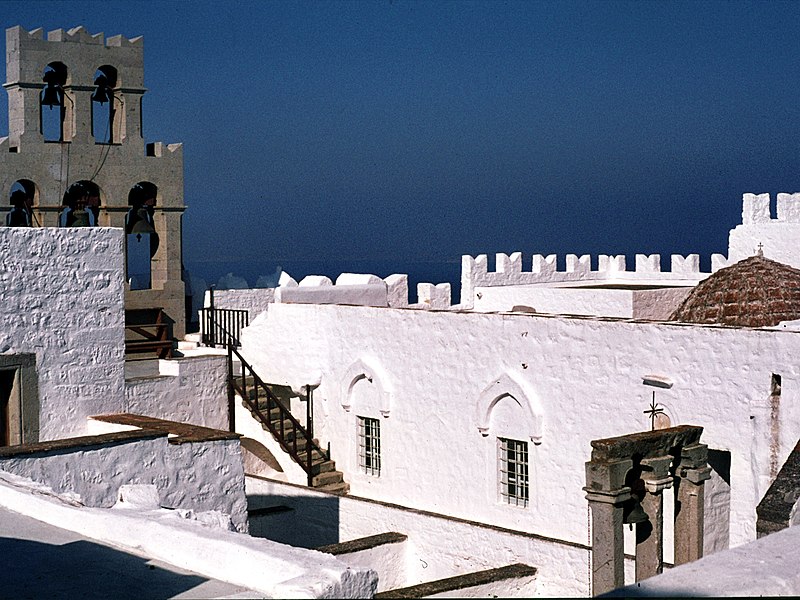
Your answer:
757,242 -> 764,257
643,392 -> 665,431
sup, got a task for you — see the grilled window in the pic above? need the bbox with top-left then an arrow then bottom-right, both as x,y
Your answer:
499,437 -> 529,507
358,416 -> 381,476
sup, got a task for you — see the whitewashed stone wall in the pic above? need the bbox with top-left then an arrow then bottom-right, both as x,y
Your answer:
0,228 -> 125,441
460,253 -> 712,308
125,355 -> 228,430
472,286 -> 634,317
239,303 -> 800,555
472,286 -> 693,319
0,430 -> 248,532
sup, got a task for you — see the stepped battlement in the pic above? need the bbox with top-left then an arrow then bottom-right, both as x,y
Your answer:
11,25 -> 142,49
742,193 -> 800,224
464,251 -> 725,285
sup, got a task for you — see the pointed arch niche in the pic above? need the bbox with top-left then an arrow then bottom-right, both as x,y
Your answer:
475,372 -> 543,444
341,358 -> 392,418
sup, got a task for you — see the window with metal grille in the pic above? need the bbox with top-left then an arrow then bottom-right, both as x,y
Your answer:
358,416 -> 381,476
499,437 -> 529,507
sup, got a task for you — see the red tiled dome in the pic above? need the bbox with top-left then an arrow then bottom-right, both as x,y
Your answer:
669,255 -> 800,327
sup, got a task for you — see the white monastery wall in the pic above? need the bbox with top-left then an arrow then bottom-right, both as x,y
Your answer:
472,286 -> 692,319
460,252 -> 715,309
206,272 -> 453,316
728,192 -> 800,268
0,472 -> 378,599
471,286 -> 635,317
124,355 -> 229,430
239,303 -> 800,555
0,429 -> 249,532
0,227 -> 125,441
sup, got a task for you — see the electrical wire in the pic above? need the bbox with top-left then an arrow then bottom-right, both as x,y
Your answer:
88,96 -> 117,182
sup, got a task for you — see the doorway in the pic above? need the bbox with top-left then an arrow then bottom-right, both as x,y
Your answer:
1,369 -> 19,446
0,355 -> 38,446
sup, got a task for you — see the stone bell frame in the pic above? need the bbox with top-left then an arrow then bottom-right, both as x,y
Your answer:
584,425 -> 711,596
1,26 -> 187,337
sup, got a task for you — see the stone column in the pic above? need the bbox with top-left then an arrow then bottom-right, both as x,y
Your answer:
585,458 -> 632,596
674,443 -> 711,565
635,456 -> 674,581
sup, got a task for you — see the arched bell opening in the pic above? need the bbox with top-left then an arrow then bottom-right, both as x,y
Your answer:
126,181 -> 159,290
92,65 -> 121,144
59,180 -> 101,228
41,62 -> 68,142
6,180 -> 37,227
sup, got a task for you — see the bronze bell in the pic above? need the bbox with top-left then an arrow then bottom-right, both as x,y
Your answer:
92,74 -> 110,104
623,497 -> 649,525
41,83 -> 62,108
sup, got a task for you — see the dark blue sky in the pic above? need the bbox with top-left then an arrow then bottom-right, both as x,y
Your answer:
3,1 -> 800,285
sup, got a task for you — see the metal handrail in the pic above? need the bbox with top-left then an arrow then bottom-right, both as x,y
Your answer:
228,345 -> 328,486
200,307 -> 249,347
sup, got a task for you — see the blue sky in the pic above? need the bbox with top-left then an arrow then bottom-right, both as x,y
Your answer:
3,1 -> 800,285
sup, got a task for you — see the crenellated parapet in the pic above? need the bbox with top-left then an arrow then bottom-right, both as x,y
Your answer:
7,25 -> 144,89
460,251 -> 727,308
729,193 -> 800,270
742,192 -> 800,224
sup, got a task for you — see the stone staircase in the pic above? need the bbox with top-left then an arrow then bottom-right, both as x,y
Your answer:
237,374 -> 349,495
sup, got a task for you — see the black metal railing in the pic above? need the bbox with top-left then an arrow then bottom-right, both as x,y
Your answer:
228,345 -> 329,487
200,307 -> 249,347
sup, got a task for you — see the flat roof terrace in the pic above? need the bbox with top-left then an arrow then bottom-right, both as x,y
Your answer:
0,507 -> 258,599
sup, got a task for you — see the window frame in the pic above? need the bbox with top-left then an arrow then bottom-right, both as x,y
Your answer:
498,437 -> 529,507
357,415 -> 381,477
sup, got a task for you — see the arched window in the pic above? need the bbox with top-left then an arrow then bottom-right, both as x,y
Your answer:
40,62 -> 67,142
6,180 -> 36,227
475,373 -> 543,508
59,180 -> 100,227
92,65 -> 118,144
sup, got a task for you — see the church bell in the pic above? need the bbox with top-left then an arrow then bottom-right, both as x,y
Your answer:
41,83 -> 62,108
92,74 -> 111,104
623,497 -> 649,526
41,69 -> 63,108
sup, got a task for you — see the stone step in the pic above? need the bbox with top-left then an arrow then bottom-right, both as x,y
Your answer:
177,340 -> 199,351
315,480 -> 350,495
183,333 -> 202,344
311,469 -> 345,488
297,449 -> 330,468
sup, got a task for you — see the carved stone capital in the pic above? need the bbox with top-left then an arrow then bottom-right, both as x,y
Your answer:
584,486 -> 632,505
682,465 -> 712,484
644,475 -> 674,494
